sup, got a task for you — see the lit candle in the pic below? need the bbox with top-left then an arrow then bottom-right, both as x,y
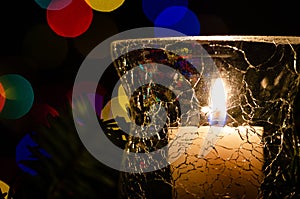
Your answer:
169,78 -> 264,198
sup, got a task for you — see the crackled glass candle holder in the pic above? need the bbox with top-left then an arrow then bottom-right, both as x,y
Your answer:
111,36 -> 300,199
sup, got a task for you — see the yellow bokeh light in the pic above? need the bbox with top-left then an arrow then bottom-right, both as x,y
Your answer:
101,84 -> 131,132
118,84 -> 128,111
0,180 -> 9,199
101,97 -> 130,122
84,0 -> 125,12
3,88 -> 17,100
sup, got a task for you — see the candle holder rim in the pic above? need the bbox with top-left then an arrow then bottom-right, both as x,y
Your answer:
111,35 -> 300,45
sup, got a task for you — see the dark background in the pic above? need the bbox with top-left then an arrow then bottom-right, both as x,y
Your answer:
0,0 -> 300,197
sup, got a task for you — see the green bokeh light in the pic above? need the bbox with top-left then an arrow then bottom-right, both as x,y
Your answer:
0,74 -> 34,119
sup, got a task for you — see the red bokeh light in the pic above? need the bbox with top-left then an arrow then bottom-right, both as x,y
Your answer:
47,0 -> 93,38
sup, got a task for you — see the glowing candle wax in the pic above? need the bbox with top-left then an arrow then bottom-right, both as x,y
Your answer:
169,125 -> 264,198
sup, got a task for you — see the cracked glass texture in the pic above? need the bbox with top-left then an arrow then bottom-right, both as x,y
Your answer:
109,36 -> 300,198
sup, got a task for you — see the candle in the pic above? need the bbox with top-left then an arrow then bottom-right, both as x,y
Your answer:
169,125 -> 264,198
168,78 -> 264,198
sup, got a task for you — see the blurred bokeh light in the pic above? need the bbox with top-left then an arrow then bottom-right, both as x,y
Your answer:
46,0 -> 93,37
142,0 -> 188,23
34,0 -> 72,10
0,180 -> 9,199
0,74 -> 34,119
84,0 -> 125,12
154,6 -> 200,35
16,133 -> 51,176
0,83 -> 6,113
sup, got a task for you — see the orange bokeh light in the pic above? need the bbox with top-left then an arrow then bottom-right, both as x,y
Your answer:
0,83 -> 6,112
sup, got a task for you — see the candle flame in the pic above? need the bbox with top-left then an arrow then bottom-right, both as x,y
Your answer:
209,78 -> 227,126
198,78 -> 227,158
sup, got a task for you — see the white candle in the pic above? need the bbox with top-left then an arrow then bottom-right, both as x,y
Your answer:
168,125 -> 264,198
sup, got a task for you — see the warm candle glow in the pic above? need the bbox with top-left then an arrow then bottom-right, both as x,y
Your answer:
170,79 -> 264,198
169,125 -> 264,199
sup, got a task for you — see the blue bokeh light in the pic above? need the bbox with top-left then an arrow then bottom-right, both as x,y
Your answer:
16,133 -> 51,176
154,6 -> 200,36
142,0 -> 188,23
